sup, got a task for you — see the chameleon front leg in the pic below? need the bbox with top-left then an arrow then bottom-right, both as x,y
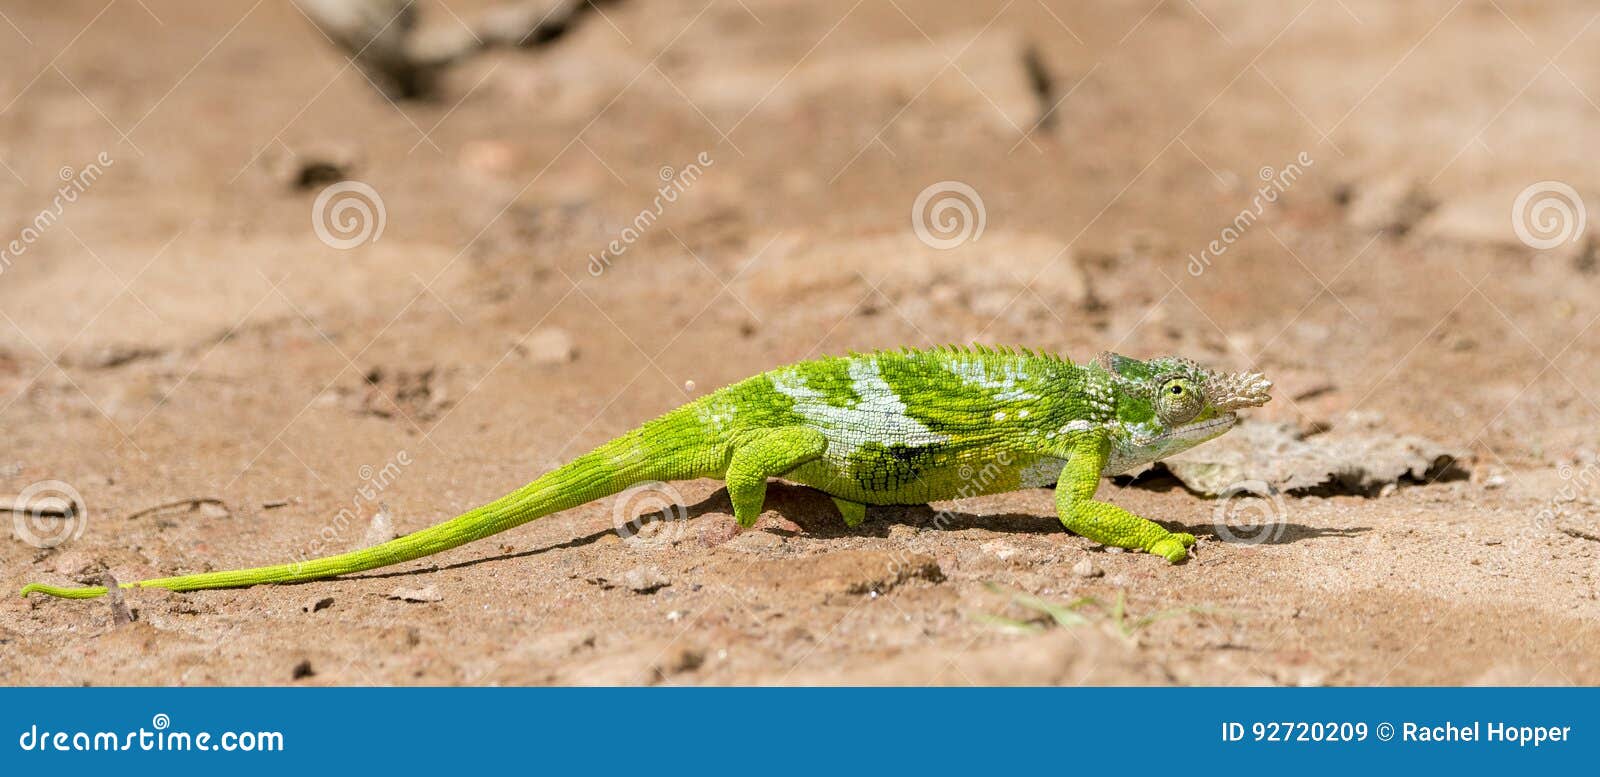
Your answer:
1054,436 -> 1196,563
725,427 -> 828,527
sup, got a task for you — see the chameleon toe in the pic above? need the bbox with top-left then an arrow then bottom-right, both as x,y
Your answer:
1148,535 -> 1192,564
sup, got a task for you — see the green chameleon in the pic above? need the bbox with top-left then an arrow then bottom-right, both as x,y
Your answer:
22,347 -> 1270,599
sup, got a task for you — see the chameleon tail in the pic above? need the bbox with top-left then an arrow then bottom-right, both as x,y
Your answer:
21,408 -> 719,599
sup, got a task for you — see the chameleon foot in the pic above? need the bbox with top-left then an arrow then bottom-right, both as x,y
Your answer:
1147,532 -> 1196,563
832,497 -> 867,528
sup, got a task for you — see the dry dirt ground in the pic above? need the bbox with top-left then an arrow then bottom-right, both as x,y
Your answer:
3,0 -> 1600,686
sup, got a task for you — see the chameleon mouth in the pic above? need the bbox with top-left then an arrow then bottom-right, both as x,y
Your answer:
1147,412 -> 1236,445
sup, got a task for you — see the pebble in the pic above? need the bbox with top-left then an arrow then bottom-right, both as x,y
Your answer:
522,328 -> 577,365
1072,557 -> 1104,578
621,565 -> 671,594
363,507 -> 399,547
980,540 -> 1020,561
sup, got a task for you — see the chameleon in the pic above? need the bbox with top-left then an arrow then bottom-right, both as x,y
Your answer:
21,346 -> 1270,599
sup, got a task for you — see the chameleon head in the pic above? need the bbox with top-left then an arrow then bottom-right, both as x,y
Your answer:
1093,352 -> 1273,474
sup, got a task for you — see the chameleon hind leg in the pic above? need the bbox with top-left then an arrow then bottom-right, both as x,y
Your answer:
831,497 -> 867,528
725,427 -> 828,527
1053,437 -> 1196,563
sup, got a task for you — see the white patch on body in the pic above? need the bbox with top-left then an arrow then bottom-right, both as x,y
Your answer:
770,358 -> 949,457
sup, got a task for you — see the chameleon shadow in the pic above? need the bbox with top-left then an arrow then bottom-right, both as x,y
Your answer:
345,481 -> 1371,582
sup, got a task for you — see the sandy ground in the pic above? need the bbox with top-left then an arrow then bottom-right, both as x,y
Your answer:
3,0 -> 1600,685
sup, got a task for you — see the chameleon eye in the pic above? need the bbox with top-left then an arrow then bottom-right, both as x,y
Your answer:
1157,378 -> 1201,425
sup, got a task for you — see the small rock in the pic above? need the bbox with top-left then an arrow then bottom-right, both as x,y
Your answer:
291,659 -> 315,680
1378,483 -> 1398,498
303,596 -> 335,613
980,539 -> 1020,561
363,506 -> 399,547
621,565 -> 671,594
1072,557 -> 1104,578
522,328 -> 577,365
387,585 -> 443,603
276,144 -> 361,190
101,572 -> 133,625
886,524 -> 919,541
1482,474 -> 1507,490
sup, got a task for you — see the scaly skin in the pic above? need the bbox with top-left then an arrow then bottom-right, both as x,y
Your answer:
21,346 -> 1270,599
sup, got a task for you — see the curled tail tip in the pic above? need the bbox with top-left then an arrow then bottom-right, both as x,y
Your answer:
20,582 -> 110,600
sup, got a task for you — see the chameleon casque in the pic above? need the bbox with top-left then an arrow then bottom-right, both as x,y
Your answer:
22,347 -> 1270,599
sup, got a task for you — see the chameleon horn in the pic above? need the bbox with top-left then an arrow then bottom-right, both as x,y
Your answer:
1205,369 -> 1273,411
